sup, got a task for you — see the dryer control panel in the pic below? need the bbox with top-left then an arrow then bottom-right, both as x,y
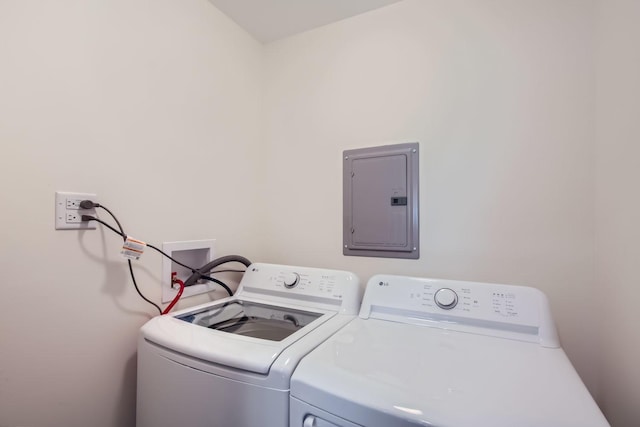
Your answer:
236,263 -> 362,315
359,274 -> 559,348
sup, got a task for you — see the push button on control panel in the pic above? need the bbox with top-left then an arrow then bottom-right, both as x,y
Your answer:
434,288 -> 458,310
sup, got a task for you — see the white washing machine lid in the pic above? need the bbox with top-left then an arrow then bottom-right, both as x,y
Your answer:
175,300 -> 323,341
141,263 -> 361,375
291,318 -> 608,427
142,296 -> 334,374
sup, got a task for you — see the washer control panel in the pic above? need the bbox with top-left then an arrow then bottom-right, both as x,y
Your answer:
359,274 -> 558,347
237,263 -> 362,314
269,270 -> 339,296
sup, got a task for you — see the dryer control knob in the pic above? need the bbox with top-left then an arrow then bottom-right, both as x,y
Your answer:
283,272 -> 300,289
435,288 -> 458,310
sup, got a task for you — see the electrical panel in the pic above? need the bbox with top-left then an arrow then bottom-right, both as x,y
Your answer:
343,142 -> 419,259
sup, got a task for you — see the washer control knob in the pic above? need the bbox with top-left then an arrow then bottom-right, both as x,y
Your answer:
283,272 -> 300,289
434,288 -> 458,310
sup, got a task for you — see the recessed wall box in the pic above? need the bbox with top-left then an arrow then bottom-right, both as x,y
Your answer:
343,142 -> 419,259
161,239 -> 217,302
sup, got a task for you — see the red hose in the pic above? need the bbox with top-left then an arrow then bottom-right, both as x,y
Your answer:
162,274 -> 185,315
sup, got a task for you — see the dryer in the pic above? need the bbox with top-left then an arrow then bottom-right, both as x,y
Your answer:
290,274 -> 609,427
137,263 -> 360,427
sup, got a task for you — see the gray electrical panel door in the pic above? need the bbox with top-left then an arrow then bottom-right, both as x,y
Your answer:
343,142 -> 419,259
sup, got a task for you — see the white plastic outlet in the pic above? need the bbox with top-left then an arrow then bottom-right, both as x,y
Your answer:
55,191 -> 98,230
66,212 -> 83,223
66,198 -> 85,209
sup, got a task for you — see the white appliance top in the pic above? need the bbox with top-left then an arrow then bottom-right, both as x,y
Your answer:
291,275 -> 609,427
360,274 -> 559,347
140,263 -> 360,375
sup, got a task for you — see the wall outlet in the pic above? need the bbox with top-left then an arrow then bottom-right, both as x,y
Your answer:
66,212 -> 83,223
55,191 -> 98,230
66,198 -> 85,209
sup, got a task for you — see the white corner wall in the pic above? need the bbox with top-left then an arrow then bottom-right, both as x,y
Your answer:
264,0 -> 600,400
595,1 -> 640,426
0,1 -> 262,427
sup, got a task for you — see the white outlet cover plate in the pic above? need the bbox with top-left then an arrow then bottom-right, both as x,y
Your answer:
55,191 -> 97,230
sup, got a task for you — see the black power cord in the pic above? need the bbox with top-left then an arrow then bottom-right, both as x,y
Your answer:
80,205 -> 162,315
81,214 -> 234,297
145,244 -> 233,296
183,255 -> 251,290
81,202 -> 238,299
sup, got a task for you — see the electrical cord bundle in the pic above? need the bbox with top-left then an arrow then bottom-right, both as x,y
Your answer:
183,255 -> 252,288
79,200 -> 251,315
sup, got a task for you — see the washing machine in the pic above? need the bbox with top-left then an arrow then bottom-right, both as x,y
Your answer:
136,263 -> 361,427
290,274 -> 609,427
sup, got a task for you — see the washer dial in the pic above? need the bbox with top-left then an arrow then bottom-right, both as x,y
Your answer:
283,272 -> 300,289
434,288 -> 458,310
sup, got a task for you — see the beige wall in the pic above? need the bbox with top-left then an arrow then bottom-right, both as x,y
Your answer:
595,1 -> 640,426
2,0 -> 639,426
264,0 -> 600,400
0,1 -> 262,426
